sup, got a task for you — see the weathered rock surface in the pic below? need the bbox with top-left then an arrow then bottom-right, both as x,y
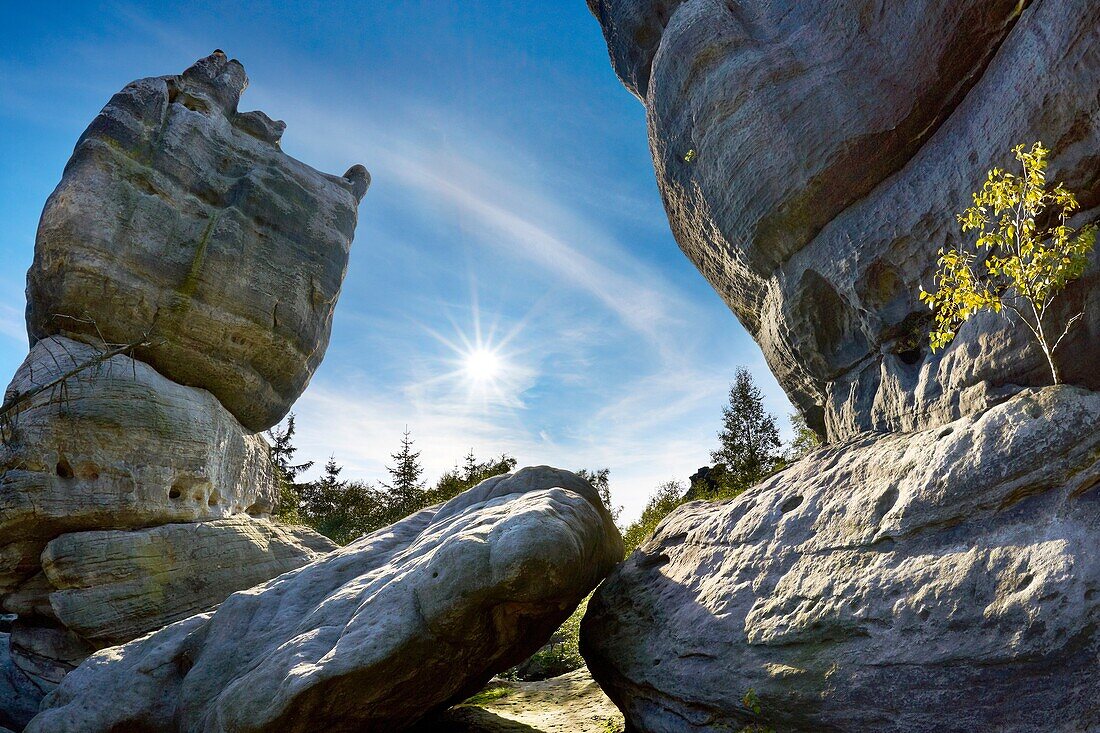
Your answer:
582,386 -> 1100,732
0,336 -> 277,595
589,0 -> 1100,439
27,467 -> 624,733
37,518 -> 334,646
26,50 -> 369,431
8,620 -> 94,689
0,634 -> 44,731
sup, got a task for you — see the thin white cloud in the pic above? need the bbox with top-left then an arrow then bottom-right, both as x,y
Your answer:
248,87 -> 700,357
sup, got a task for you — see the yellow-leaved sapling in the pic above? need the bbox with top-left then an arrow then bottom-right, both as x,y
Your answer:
920,142 -> 1096,384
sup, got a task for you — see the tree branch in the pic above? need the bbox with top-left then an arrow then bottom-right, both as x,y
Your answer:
0,335 -> 153,421
1051,312 -> 1084,354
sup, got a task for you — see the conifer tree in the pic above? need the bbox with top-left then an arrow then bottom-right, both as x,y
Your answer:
301,455 -> 344,521
266,413 -> 314,522
462,449 -> 478,483
383,427 -> 426,516
710,368 -> 782,493
429,451 -> 516,506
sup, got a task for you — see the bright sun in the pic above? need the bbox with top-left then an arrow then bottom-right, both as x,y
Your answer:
463,348 -> 502,383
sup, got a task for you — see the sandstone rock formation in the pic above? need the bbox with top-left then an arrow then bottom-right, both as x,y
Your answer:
588,0 -> 1100,439
0,632 -> 43,731
28,467 -> 624,733
26,50 -> 369,431
1,51 -> 364,729
582,387 -> 1100,732
40,519 -> 335,646
0,336 -> 278,595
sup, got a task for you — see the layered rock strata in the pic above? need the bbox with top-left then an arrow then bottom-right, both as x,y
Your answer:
585,2 -> 1100,729
588,0 -> 1100,439
26,50 -> 369,431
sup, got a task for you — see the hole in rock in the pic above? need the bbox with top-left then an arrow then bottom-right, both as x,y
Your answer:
897,347 -> 922,365
795,270 -> 869,374
636,552 -> 670,570
55,457 -> 74,479
937,427 -> 954,440
168,486 -> 182,500
780,495 -> 803,513
432,572 -> 439,579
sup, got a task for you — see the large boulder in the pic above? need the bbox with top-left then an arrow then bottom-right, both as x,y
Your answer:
26,51 -> 369,431
0,336 -> 277,595
581,386 -> 1100,732
26,467 -> 624,733
588,0 -> 1100,439
38,518 -> 336,647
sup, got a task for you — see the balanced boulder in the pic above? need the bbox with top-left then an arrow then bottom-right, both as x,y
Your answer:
26,50 -> 369,431
2,51 -> 364,730
28,467 -> 624,733
582,387 -> 1100,732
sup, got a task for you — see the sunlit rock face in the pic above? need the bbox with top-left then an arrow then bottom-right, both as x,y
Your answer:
0,337 -> 278,595
38,519 -> 336,647
26,50 -> 369,432
583,386 -> 1100,733
588,0 -> 1100,439
26,467 -> 624,733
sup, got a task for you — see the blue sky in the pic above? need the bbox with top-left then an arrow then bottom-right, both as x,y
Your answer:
0,1 -> 792,520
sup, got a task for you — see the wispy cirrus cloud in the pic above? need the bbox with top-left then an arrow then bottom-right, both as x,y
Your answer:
243,80 -> 793,520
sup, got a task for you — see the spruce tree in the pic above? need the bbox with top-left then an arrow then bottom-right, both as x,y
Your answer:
383,427 -> 426,516
301,455 -> 343,521
710,368 -> 782,493
266,413 -> 314,522
462,449 -> 478,483
429,451 -> 516,505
